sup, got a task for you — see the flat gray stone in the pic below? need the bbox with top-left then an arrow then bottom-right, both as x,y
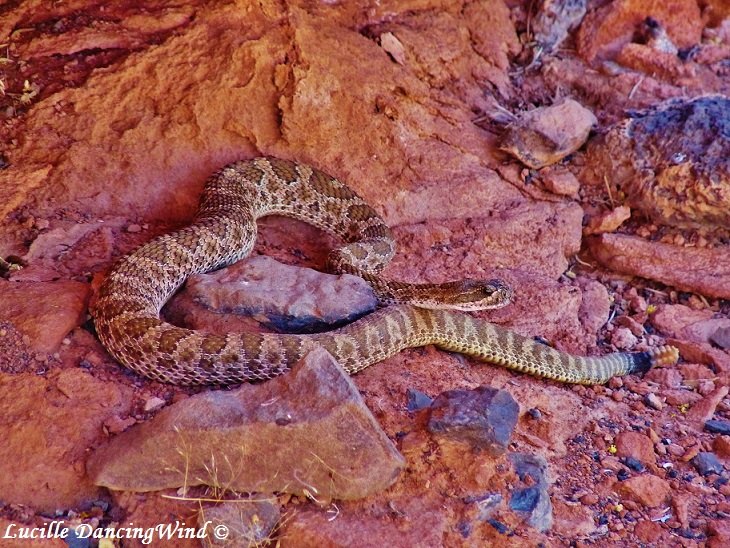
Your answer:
185,255 -> 377,332
87,347 -> 405,501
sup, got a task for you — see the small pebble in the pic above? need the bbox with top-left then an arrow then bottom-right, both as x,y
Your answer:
692,452 -> 724,476
668,444 -> 685,457
406,388 -> 433,412
580,493 -> 599,505
143,397 -> 166,412
644,393 -> 663,410
126,223 -> 142,233
622,457 -> 646,472
527,408 -> 542,420
611,327 -> 638,350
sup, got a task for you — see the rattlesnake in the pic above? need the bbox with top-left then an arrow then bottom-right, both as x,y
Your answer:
91,157 -> 678,386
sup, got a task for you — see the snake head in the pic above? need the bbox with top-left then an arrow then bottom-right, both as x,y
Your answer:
440,278 -> 513,311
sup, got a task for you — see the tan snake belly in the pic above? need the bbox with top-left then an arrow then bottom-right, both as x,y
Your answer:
90,157 -> 679,386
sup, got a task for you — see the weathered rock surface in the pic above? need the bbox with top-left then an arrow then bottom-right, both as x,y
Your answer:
576,0 -> 702,62
0,369 -> 132,512
0,280 -> 89,355
686,386 -> 730,426
180,255 -> 376,332
199,497 -> 281,547
615,431 -> 656,467
589,233 -> 730,299
651,304 -> 727,343
88,348 -> 405,500
0,0 -> 728,544
590,96 -> 730,229
617,474 -> 671,508
583,205 -> 631,235
428,386 -> 519,456
391,201 -> 583,281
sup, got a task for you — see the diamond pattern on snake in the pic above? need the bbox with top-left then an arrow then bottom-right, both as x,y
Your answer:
90,157 -> 679,386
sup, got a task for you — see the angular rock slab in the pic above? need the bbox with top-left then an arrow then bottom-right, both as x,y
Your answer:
589,233 -> 730,299
184,255 -> 377,331
87,347 -> 405,500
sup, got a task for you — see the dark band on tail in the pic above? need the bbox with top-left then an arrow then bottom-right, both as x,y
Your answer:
628,345 -> 680,375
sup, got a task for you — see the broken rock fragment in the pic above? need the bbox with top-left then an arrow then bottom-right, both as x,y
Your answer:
87,347 -> 405,501
499,99 -> 597,169
427,386 -> 519,456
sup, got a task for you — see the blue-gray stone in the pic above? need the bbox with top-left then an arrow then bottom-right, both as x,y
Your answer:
406,388 -> 433,411
692,452 -> 724,476
705,420 -> 730,435
510,486 -> 540,512
427,387 -> 518,455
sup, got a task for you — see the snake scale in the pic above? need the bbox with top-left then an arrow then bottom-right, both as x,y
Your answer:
91,157 -> 679,386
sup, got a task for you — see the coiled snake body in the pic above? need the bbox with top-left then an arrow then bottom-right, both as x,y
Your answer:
91,157 -> 678,386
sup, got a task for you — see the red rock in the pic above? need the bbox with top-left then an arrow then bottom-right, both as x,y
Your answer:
633,520 -> 665,544
540,167 -> 581,198
614,315 -> 645,337
664,390 -> 702,407
616,43 -> 691,80
589,234 -> 730,300
615,432 -> 656,465
714,435 -> 730,458
668,339 -> 730,374
683,318 -> 730,345
617,474 -> 671,508
178,255 -> 377,331
650,304 -> 714,338
552,500 -> 596,537
680,363 -> 717,381
672,493 -> 692,529
282,507 -> 447,547
499,99 -> 597,169
0,369 -> 132,511
708,518 -> 730,547
88,348 -> 406,500
610,327 -> 638,350
580,493 -> 599,506
0,280 -> 89,355
687,386 -> 730,426
577,279 -> 611,336
392,201 -> 583,280
577,0 -> 703,62
644,368 -> 682,389
584,206 -> 631,235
